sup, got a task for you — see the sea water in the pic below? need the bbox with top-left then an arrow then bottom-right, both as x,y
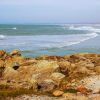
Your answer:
0,24 -> 100,57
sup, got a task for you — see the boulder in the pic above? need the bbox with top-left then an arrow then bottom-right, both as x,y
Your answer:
76,60 -> 94,70
5,58 -> 14,68
18,65 -> 37,81
0,50 -> 6,58
26,60 -> 59,83
91,57 -> 100,66
0,67 -> 5,77
10,49 -> 21,56
78,53 -> 89,56
28,79 -> 38,89
36,60 -> 58,69
3,67 -> 19,80
5,56 -> 25,68
71,63 -> 76,69
83,53 -> 98,58
50,72 -> 65,85
76,67 -> 90,75
17,80 -> 37,90
11,62 -> 20,70
68,55 -> 87,63
63,55 -> 70,60
95,66 -> 100,73
35,55 -> 49,60
38,55 -> 63,61
36,60 -> 59,74
77,85 -> 89,94
12,56 -> 25,64
0,60 -> 5,67
20,59 -> 37,66
86,63 -> 95,70
92,88 -> 100,94
0,60 -> 5,77
38,79 -> 56,92
59,61 -> 71,75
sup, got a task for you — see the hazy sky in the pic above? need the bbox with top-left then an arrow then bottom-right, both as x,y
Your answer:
0,0 -> 100,24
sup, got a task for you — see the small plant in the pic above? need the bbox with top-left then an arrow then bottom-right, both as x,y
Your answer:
0,87 -> 35,97
64,89 -> 77,93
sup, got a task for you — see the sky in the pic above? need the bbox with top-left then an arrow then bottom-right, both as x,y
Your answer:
0,0 -> 100,24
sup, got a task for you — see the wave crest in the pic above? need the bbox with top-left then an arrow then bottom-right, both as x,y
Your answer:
68,25 -> 100,33
0,33 -> 98,49
0,27 -> 17,30
0,35 -> 6,40
12,27 -> 17,30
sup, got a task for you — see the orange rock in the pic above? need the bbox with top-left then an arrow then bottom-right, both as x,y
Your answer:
36,55 -> 63,61
0,50 -> 6,57
3,67 -> 19,80
12,56 -> 25,64
77,85 -> 88,94
0,60 -> 5,67
53,90 -> 64,97
20,59 -> 37,66
95,66 -> 100,73
5,58 -> 14,68
84,53 -> 98,58
59,61 -> 71,75
0,60 -> 5,77
10,49 -> 21,56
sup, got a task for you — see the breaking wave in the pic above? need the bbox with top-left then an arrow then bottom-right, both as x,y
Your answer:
68,25 -> 100,33
12,27 -> 17,30
0,32 -> 98,50
0,25 -> 99,51
0,27 -> 17,30
0,35 -> 6,40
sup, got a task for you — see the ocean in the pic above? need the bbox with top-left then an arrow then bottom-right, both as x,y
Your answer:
0,24 -> 100,57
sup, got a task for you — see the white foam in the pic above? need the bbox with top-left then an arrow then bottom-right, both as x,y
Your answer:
68,25 -> 100,33
12,27 -> 17,30
0,35 -> 6,40
0,33 -> 98,49
0,27 -> 17,30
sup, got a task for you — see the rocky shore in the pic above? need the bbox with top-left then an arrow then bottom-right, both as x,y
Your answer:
0,50 -> 100,100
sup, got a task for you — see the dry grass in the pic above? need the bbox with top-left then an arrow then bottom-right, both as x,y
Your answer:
0,84 -> 35,98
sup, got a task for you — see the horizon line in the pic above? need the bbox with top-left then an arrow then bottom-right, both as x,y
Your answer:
0,23 -> 100,25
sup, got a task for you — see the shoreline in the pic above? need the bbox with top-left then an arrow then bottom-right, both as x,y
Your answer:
0,50 -> 100,100
70,34 -> 100,48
